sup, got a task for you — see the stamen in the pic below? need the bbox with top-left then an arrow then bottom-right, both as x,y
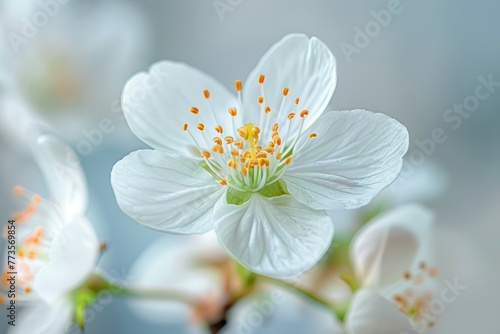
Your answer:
219,179 -> 227,186
213,137 -> 222,145
257,96 -> 264,104
224,136 -> 234,144
284,157 -> 292,165
300,109 -> 309,118
201,151 -> 211,159
214,125 -> 223,134
197,123 -> 205,131
13,186 -> 24,196
182,123 -> 188,131
403,271 -> 412,280
189,106 -> 199,114
282,87 -> 289,96
211,145 -> 224,154
308,132 -> 317,138
257,74 -> 265,84
234,80 -> 242,92
228,107 -> 238,117
237,127 -> 248,140
264,106 -> 271,114
287,112 -> 295,120
240,166 -> 248,177
202,89 -> 210,99
294,97 -> 300,105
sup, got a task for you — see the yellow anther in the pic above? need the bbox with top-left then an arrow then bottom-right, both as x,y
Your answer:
282,87 -> 289,96
227,160 -> 237,169
18,249 -> 24,257
197,123 -> 205,131
224,136 -> 234,144
287,112 -> 296,120
308,132 -> 317,138
255,145 -> 262,152
201,151 -> 211,159
252,126 -> 260,138
258,158 -> 267,167
24,287 -> 32,294
230,149 -> 239,156
272,123 -> 279,132
264,147 -> 274,154
27,250 -> 35,259
234,80 -> 242,92
234,140 -> 244,150
13,186 -> 24,196
237,127 -> 248,140
276,152 -> 282,160
257,96 -> 264,104
182,123 -> 188,131
214,125 -> 223,134
274,137 -> 282,145
211,145 -> 224,154
268,141 -> 275,148
294,97 -> 300,105
202,89 -> 210,99
284,156 -> 293,165
272,131 -> 279,139
264,106 -> 271,114
219,179 -> 227,186
240,166 -> 248,177
300,109 -> 309,118
228,107 -> 238,117
26,204 -> 36,214
258,74 -> 265,84
189,106 -> 199,114
213,137 -> 222,145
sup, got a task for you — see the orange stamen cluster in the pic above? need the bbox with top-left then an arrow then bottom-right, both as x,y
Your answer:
181,73 -> 318,189
392,261 -> 439,329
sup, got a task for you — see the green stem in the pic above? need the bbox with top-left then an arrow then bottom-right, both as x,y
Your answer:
256,275 -> 333,309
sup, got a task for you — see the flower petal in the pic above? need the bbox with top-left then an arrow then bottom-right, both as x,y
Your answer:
34,217 -> 99,304
33,134 -> 88,220
350,204 -> 434,290
8,298 -> 73,334
128,232 -> 226,324
214,194 -> 334,278
122,61 -> 239,156
242,34 -> 336,139
111,149 -> 225,234
346,289 -> 416,334
283,110 -> 409,210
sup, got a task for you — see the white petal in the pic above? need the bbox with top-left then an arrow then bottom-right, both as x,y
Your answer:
242,34 -> 336,139
214,194 -> 334,278
346,289 -> 416,334
128,232 -> 225,324
111,149 -> 225,234
33,134 -> 88,219
8,298 -> 73,334
283,110 -> 409,210
35,217 -> 99,304
122,61 -> 239,156
350,204 -> 434,290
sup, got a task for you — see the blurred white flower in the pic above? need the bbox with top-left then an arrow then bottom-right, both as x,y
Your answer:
0,0 -> 150,143
346,204 -> 439,334
111,33 -> 409,278
128,232 -> 229,332
2,134 -> 99,333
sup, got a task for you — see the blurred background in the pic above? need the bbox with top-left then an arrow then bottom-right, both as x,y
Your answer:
1,0 -> 499,333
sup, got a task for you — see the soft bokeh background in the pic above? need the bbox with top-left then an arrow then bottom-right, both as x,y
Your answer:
1,0 -> 499,333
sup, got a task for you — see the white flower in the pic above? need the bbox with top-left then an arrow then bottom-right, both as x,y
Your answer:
0,1 -> 150,142
345,204 -> 439,334
128,232 -> 227,329
2,134 -> 99,333
111,33 -> 409,278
